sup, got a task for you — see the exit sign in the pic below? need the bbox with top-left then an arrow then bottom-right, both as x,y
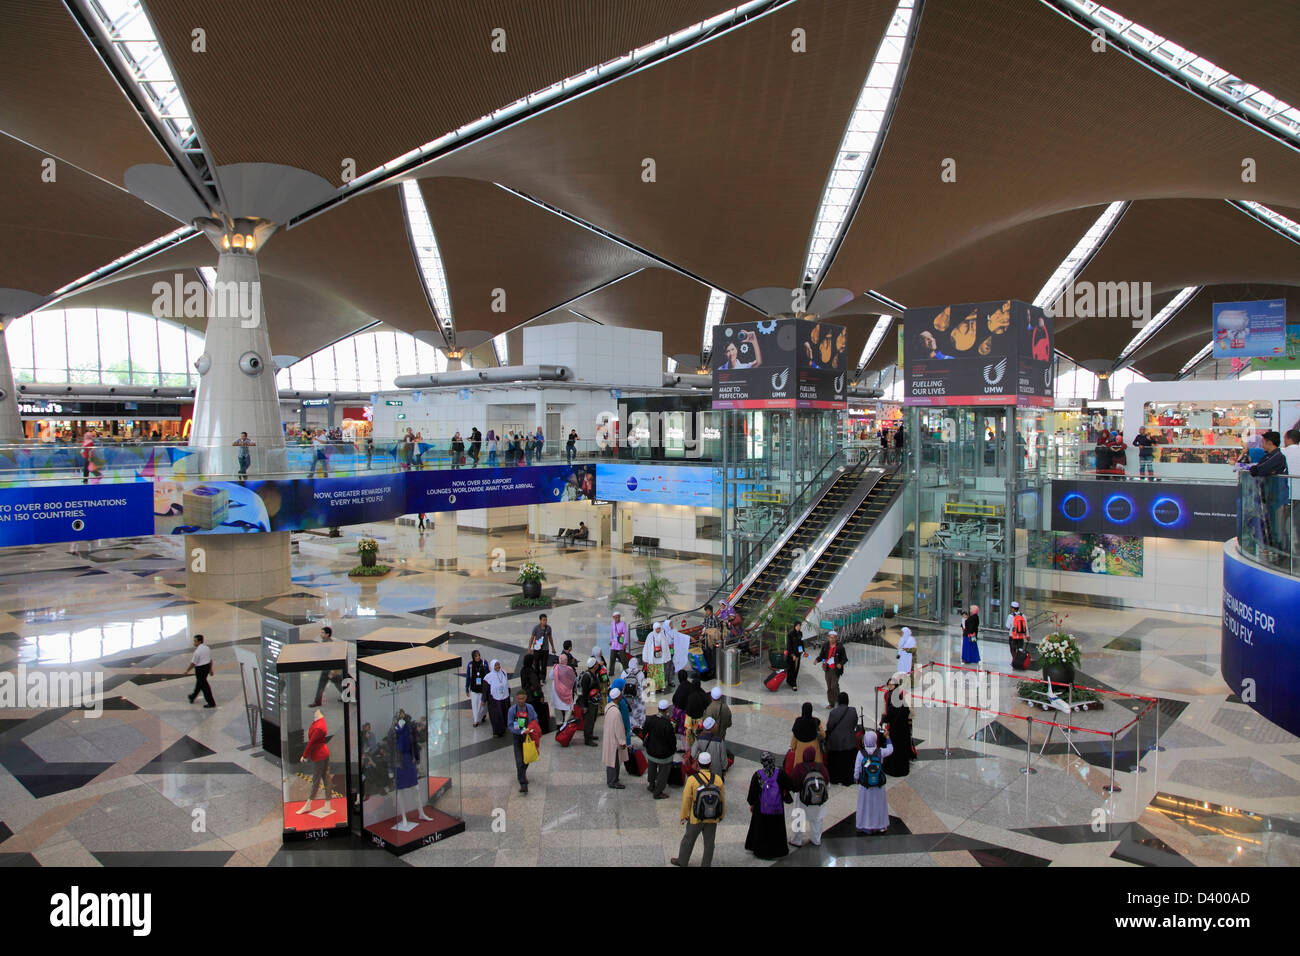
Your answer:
385,400 -> 403,406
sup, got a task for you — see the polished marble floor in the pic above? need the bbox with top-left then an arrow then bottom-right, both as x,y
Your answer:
0,524 -> 1296,867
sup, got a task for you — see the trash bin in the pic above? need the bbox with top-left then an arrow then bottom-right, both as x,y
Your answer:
720,647 -> 740,687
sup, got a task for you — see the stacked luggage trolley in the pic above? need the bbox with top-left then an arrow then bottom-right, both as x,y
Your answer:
817,599 -> 886,643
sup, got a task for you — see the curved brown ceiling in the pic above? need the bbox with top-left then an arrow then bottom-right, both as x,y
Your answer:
144,0 -> 747,184
0,133 -> 179,298
418,177 -> 653,337
0,0 -> 169,186
825,0 -> 1300,296
533,267 -> 715,357
1114,0 -> 1300,111
1054,198 -> 1300,361
428,0 -> 896,295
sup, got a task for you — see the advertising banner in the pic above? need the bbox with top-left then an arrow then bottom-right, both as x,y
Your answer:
407,463 -> 594,513
1221,544 -> 1300,735
0,482 -> 155,546
1251,325 -> 1300,371
711,318 -> 846,409
1212,298 -> 1287,358
903,299 -> 1053,407
1050,478 -> 1237,541
594,463 -> 717,506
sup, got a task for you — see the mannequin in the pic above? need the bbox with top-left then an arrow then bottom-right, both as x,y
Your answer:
391,708 -> 433,830
297,708 -> 332,815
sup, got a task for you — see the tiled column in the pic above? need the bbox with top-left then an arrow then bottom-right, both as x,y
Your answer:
185,530 -> 292,600
0,321 -> 23,442
431,509 -> 457,569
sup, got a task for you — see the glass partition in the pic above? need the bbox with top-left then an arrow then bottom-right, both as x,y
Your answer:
1238,472 -> 1297,577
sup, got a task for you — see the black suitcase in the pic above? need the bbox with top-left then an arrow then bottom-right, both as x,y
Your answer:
1011,641 -> 1032,670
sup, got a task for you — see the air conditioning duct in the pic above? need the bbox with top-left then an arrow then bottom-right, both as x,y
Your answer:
393,365 -> 570,389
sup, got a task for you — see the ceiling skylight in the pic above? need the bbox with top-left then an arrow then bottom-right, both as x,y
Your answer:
1232,201 -> 1300,242
492,332 -> 509,367
1033,201 -> 1128,312
855,314 -> 895,375
1179,341 -> 1214,376
700,289 -> 728,359
1117,285 -> 1199,362
400,181 -> 455,345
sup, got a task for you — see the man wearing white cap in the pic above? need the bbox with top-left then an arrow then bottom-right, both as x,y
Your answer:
643,698 -> 677,799
602,687 -> 628,789
703,686 -> 733,740
690,715 -> 728,775
673,750 -> 724,867
609,611 -> 630,675
642,621 -> 672,691
1007,601 -> 1029,666
576,657 -> 602,747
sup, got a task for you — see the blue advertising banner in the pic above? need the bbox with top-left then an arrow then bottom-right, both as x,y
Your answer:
0,482 -> 155,545
1050,478 -> 1237,541
153,474 -> 407,535
595,463 -> 717,506
1212,298 -> 1287,358
406,464 -> 595,513
1221,544 -> 1300,735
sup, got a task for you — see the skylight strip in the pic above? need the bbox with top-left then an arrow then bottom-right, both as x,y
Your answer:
1058,1 -> 1300,145
1033,201 -> 1128,312
1117,285 -> 1199,361
400,181 -> 455,343
87,0 -> 197,145
492,332 -> 509,367
48,225 -> 196,301
700,289 -> 728,358
1179,341 -> 1214,376
801,0 -> 917,286
1231,200 -> 1300,243
856,314 -> 895,374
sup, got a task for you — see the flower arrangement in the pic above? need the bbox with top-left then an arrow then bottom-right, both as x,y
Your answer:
1037,612 -> 1081,667
516,560 -> 546,585
357,538 -> 379,554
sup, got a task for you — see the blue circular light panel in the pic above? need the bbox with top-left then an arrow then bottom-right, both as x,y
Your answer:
1060,492 -> 1089,521
1104,494 -> 1135,525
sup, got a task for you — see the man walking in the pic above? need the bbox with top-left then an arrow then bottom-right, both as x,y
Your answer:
609,611 -> 630,676
530,614 -> 555,681
644,699 -> 676,799
815,631 -> 845,709
468,426 -> 482,466
310,625 -> 343,707
672,751 -> 724,867
785,623 -> 804,692
506,690 -> 538,795
183,634 -> 215,708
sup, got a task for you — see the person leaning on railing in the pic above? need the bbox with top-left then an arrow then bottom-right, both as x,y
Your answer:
1248,431 -> 1289,555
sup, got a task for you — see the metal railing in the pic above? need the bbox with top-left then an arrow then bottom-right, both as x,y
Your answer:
1238,472 -> 1298,578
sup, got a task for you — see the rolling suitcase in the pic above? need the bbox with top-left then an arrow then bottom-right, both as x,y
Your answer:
1011,641 -> 1032,670
624,749 -> 648,777
556,719 -> 579,747
764,669 -> 787,692
668,761 -> 685,786
689,652 -> 710,677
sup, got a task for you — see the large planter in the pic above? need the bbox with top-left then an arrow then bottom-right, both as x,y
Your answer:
521,579 -> 542,600
1042,660 -> 1075,688
360,550 -> 377,568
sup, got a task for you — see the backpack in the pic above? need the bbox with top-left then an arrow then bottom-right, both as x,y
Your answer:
692,773 -> 723,821
858,749 -> 885,788
758,768 -> 783,814
800,769 -> 828,806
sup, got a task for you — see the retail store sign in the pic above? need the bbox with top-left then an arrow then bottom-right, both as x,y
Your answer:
300,399 -> 328,407
18,401 -> 63,415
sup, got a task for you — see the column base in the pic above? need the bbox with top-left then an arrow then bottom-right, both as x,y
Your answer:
185,531 -> 292,601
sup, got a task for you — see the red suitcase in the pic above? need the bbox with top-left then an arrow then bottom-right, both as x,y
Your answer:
556,719 -> 579,747
764,669 -> 787,692
624,749 -> 648,777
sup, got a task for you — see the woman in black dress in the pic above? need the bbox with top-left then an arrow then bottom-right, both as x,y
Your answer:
744,752 -> 795,859
881,681 -> 913,777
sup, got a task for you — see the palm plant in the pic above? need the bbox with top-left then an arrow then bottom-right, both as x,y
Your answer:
609,560 -> 679,640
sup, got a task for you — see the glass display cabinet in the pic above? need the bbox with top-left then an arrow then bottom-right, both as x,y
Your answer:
357,647 -> 464,855
275,640 -> 353,842
356,627 -> 448,657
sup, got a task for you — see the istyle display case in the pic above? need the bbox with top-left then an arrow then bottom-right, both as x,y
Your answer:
356,627 -> 449,657
275,641 -> 353,842
357,647 -> 463,855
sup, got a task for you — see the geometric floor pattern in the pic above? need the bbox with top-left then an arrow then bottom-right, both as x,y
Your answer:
0,523 -> 1298,866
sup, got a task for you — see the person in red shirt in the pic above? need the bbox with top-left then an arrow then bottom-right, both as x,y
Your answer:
297,709 -> 332,815
80,429 -> 97,484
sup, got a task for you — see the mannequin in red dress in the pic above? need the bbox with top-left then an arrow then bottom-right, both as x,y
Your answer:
298,708 -> 332,814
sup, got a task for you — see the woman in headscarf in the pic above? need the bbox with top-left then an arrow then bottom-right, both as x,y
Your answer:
520,652 -> 542,707
669,617 -> 691,684
896,626 -> 917,679
854,729 -> 895,834
466,649 -> 489,727
744,751 -> 794,859
789,701 -> 825,766
642,621 -> 672,692
789,745 -> 830,847
623,658 -> 646,731
671,668 -> 692,738
824,691 -> 859,786
551,653 -> 576,728
881,680 -> 913,778
483,659 -> 511,737
684,674 -> 709,746
961,604 -> 981,665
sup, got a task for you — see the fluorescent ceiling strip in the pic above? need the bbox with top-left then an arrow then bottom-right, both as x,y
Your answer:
1232,200 -> 1300,242
197,266 -> 216,290
1033,201 -> 1128,311
347,0 -> 773,194
1117,285 -> 1199,361
700,289 -> 728,357
48,225 -> 196,302
802,0 -> 916,285
400,181 -> 455,342
89,0 -> 197,145
1179,341 -> 1214,376
492,332 -> 509,366
856,314 -> 894,372
1059,1 -> 1300,146
667,357 -> 678,374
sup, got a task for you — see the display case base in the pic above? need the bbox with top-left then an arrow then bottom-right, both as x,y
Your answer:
281,800 -> 351,843
364,808 -> 465,855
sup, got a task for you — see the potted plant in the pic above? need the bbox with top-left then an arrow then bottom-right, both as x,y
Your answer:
1038,612 -> 1081,688
357,537 -> 379,568
610,560 -> 679,642
516,560 -> 546,600
760,592 -> 814,668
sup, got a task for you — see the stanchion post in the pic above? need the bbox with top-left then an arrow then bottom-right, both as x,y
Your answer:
1131,715 -> 1146,774
1155,699 -> 1165,752
1104,729 -> 1121,793
1021,715 -> 1036,775
942,697 -> 952,757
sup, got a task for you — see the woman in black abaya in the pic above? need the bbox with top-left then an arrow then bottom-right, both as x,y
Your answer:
744,751 -> 794,859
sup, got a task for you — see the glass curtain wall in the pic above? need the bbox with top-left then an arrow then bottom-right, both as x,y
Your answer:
7,308 -> 204,387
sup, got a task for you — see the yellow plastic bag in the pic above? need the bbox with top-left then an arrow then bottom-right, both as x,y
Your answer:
522,738 -> 539,764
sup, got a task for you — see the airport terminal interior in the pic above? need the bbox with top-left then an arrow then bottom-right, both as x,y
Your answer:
0,0 -> 1298,872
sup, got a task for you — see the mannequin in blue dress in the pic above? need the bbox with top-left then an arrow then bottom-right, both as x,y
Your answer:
391,709 -> 431,828
960,605 -> 981,665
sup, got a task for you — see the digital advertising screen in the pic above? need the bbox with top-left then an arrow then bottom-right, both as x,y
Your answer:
903,299 -> 1052,407
1049,479 -> 1238,542
711,318 -> 845,409
594,463 -> 717,506
1212,298 -> 1287,359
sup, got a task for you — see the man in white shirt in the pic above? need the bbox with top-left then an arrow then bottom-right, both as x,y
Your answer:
183,634 -> 215,708
1282,429 -> 1300,476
